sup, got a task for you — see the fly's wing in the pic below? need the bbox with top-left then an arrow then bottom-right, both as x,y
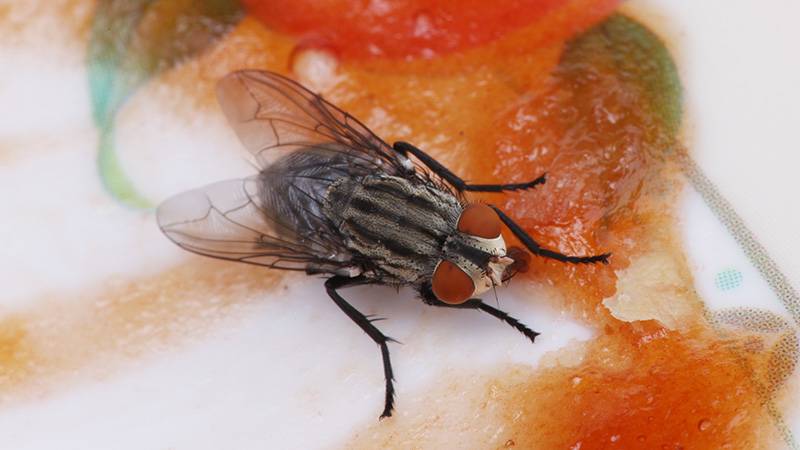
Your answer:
157,70 -> 408,272
157,176 -> 346,271
216,70 -> 409,174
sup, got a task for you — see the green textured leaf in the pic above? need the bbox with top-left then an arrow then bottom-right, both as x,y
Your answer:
561,14 -> 683,137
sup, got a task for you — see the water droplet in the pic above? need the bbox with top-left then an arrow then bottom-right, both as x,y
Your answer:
291,48 -> 339,91
610,434 -> 620,442
572,376 -> 582,386
698,418 -> 712,431
412,11 -> 433,38
504,439 -> 516,448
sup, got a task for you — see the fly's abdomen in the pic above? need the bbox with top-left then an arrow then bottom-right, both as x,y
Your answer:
326,175 -> 462,283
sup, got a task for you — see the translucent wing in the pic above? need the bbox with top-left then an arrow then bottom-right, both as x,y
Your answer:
216,69 -> 408,173
156,176 -> 349,271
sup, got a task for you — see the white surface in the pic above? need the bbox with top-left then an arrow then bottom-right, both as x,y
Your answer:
649,0 -> 800,293
0,50 -> 90,137
681,185 -> 789,318
0,280 -> 590,450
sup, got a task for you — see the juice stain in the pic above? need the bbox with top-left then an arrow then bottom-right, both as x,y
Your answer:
0,259 -> 281,405
469,13 -> 685,323
242,0 -> 618,61
499,330 -> 781,449
467,13 -> 792,449
340,11 -> 794,450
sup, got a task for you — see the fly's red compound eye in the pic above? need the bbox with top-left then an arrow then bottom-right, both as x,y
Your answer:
457,203 -> 501,239
431,260 -> 474,305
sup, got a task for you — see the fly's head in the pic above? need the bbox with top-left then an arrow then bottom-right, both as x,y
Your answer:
431,203 -> 529,305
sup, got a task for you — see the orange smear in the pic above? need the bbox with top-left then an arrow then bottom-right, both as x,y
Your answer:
243,0 -> 619,60
504,331 -> 779,449
0,259 -> 282,404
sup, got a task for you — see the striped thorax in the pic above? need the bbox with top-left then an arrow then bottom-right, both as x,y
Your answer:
325,174 -> 513,304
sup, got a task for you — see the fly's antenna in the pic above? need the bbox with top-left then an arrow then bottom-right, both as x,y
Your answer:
492,284 -> 500,307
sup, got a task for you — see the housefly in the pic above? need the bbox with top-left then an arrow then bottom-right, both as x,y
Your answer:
156,70 -> 610,419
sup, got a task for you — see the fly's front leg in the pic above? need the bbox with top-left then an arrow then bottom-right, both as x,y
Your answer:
325,276 -> 397,419
489,205 -> 611,265
393,141 -> 546,192
420,286 -> 540,343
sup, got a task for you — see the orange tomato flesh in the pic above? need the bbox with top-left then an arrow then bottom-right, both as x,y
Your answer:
242,0 -> 599,60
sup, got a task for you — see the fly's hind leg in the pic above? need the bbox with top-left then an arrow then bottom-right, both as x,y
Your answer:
420,285 -> 540,343
392,141 -> 546,193
325,276 -> 397,419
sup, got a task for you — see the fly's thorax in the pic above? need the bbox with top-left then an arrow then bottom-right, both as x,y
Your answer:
324,174 -> 462,284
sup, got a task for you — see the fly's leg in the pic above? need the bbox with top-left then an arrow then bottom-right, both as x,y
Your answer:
392,141 -> 546,192
420,286 -> 540,343
489,205 -> 611,265
325,276 -> 397,419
